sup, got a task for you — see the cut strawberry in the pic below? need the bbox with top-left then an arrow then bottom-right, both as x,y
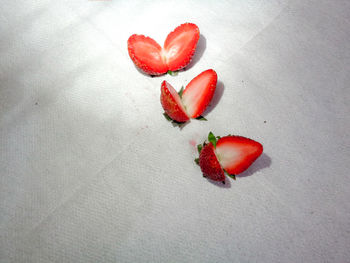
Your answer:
164,23 -> 200,72
127,35 -> 168,75
127,23 -> 200,75
160,81 -> 189,123
199,143 -> 225,181
182,69 -> 217,118
196,132 -> 263,182
160,69 -> 217,123
215,136 -> 263,175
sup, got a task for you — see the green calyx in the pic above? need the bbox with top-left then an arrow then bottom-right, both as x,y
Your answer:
167,70 -> 178,76
224,170 -> 236,180
178,86 -> 184,98
195,116 -> 207,121
197,144 -> 203,154
163,112 -> 186,128
208,131 -> 217,148
163,112 -> 172,121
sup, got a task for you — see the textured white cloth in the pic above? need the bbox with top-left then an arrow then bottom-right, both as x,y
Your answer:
1,0 -> 349,262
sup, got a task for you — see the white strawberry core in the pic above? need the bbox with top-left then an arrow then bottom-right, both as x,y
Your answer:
163,45 -> 179,62
215,144 -> 241,170
160,49 -> 169,64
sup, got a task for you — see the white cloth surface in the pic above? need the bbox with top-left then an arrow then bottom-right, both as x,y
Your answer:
1,0 -> 350,262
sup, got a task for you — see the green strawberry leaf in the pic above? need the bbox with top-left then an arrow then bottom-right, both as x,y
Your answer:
224,170 -> 236,180
197,144 -> 203,154
208,131 -> 217,148
196,115 -> 207,121
228,174 -> 236,180
194,158 -> 199,165
163,112 -> 172,122
171,119 -> 185,125
163,113 -> 188,129
167,70 -> 178,76
178,86 -> 184,98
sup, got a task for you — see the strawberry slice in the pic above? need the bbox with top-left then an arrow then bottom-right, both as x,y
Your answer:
215,136 -> 263,175
181,69 -> 217,118
160,81 -> 189,123
164,23 -> 200,72
196,132 -> 263,182
127,35 -> 168,75
127,23 -> 200,75
199,142 -> 225,181
160,69 -> 217,123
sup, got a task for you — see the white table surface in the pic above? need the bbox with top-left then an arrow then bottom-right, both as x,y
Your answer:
1,0 -> 349,262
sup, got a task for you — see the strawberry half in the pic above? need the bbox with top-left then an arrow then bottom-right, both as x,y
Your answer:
196,132 -> 263,182
160,81 -> 189,123
199,142 -> 225,181
128,23 -> 200,75
127,35 -> 167,75
215,135 -> 263,175
182,69 -> 217,119
161,69 -> 217,123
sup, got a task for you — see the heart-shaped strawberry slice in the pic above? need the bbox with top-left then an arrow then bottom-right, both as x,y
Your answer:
128,23 -> 200,75
160,69 -> 217,123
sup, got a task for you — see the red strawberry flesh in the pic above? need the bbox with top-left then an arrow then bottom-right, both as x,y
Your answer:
182,69 -> 217,118
199,143 -> 225,181
164,23 -> 200,71
215,136 -> 263,175
160,81 -> 189,122
127,35 -> 168,75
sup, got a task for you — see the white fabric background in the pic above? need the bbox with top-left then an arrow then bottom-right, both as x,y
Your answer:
1,0 -> 349,262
